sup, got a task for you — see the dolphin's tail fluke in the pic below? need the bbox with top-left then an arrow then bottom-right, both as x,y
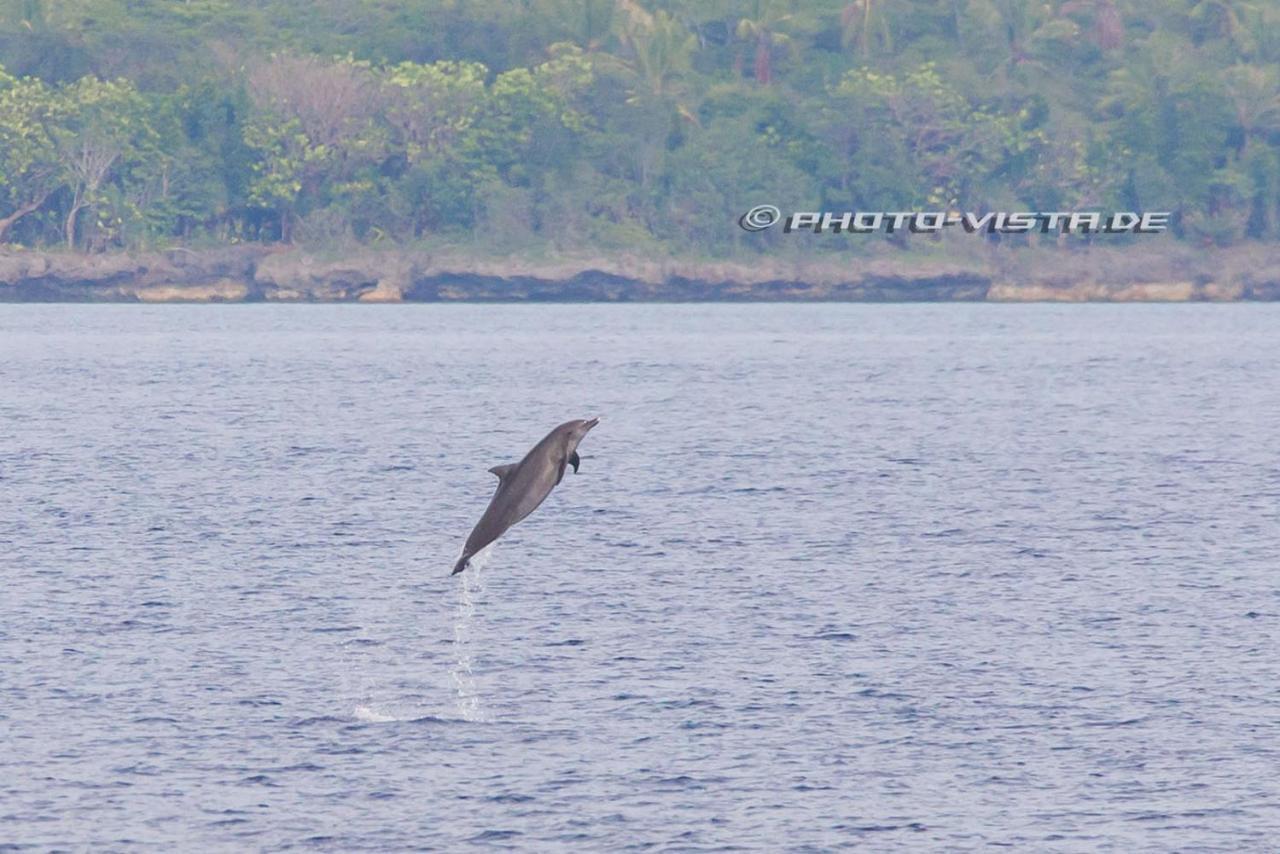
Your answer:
451,554 -> 470,576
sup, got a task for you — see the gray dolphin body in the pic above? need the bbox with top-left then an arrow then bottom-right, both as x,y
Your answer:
452,418 -> 599,575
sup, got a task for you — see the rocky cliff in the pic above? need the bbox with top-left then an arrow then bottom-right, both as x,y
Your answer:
3,245 -> 1279,302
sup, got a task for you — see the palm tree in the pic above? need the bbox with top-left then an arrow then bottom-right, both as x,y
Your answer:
614,3 -> 699,193
735,0 -> 794,85
841,0 -> 892,58
618,4 -> 697,99
1189,0 -> 1258,52
1060,0 -> 1124,51
550,0 -> 619,52
1222,64 -> 1280,156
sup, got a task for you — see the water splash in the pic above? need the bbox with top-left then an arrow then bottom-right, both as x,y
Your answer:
352,704 -> 400,723
449,546 -> 491,722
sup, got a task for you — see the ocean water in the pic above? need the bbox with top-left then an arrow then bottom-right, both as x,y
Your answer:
1,304 -> 1278,851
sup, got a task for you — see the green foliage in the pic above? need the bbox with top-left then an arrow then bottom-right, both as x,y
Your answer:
0,68 -> 66,241
1,1 -> 1280,252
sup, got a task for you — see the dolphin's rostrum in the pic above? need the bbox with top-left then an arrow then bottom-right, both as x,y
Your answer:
452,418 -> 599,575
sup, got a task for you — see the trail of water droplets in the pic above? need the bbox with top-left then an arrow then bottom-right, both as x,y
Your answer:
450,548 -> 490,722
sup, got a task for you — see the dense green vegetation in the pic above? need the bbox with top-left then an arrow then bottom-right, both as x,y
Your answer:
1,0 -> 1278,254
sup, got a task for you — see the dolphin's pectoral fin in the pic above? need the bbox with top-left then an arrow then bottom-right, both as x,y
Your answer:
569,451 -> 580,474
488,463 -> 518,481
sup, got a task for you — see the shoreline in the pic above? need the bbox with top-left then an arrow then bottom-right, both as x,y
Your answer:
3,243 -> 1279,303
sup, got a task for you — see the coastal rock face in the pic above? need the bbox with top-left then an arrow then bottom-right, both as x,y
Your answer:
0,249 -> 995,302
254,252 -> 425,301
987,281 -> 1199,301
2,246 -> 1278,302
0,247 -> 265,301
133,280 -> 250,302
1239,274 -> 1280,300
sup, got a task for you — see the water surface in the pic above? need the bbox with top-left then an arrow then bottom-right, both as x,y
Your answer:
1,304 -> 1278,850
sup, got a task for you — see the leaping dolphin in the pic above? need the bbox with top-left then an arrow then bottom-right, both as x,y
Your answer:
452,418 -> 600,575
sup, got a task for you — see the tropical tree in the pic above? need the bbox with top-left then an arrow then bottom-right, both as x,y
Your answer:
1060,0 -> 1124,51
618,3 -> 697,99
382,60 -> 488,165
546,0 -> 619,51
1221,64 -> 1280,236
0,67 -> 66,243
53,76 -> 158,249
1221,64 -> 1280,156
957,0 -> 1083,88
1188,0 -> 1258,53
243,54 -> 384,241
834,63 -> 1042,209
735,0 -> 794,85
841,0 -> 892,58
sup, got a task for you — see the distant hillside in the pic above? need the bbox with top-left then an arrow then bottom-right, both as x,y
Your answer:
2,1 -> 1279,257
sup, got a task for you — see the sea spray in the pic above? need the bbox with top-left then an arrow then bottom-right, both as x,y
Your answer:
341,619 -> 384,722
352,704 -> 399,723
449,546 -> 491,721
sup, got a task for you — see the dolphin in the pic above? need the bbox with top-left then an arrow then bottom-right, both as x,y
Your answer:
451,417 -> 600,575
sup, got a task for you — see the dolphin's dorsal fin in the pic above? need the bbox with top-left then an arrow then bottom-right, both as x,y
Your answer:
488,463 -> 518,482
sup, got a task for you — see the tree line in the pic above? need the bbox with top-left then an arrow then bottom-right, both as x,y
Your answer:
1,0 -> 1278,254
